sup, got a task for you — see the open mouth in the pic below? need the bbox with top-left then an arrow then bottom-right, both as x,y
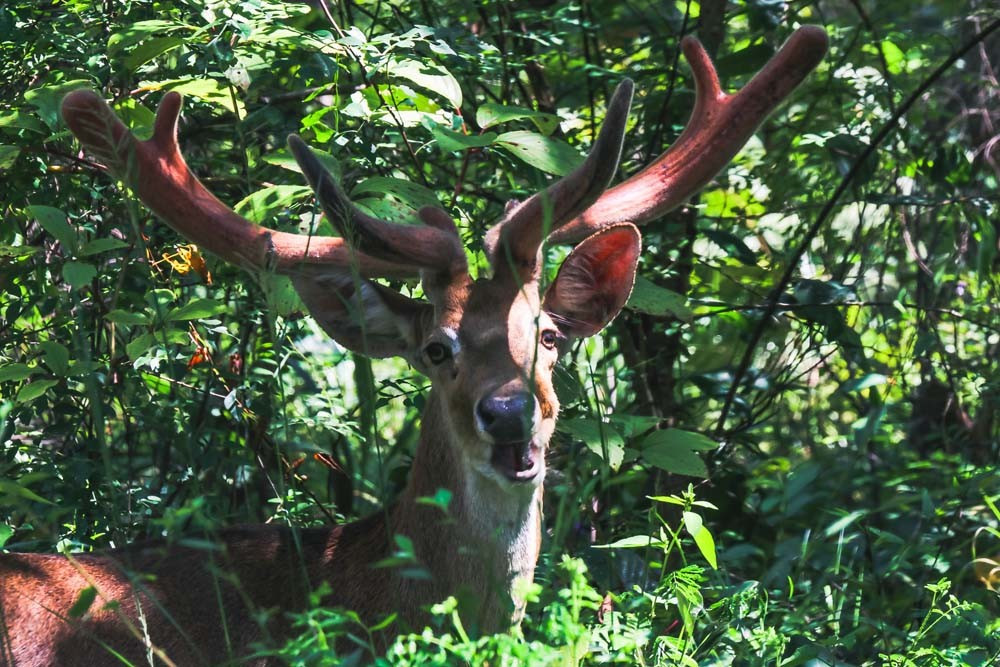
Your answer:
490,440 -> 543,482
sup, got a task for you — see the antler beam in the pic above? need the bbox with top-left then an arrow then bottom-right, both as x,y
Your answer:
549,25 -> 829,244
62,91 -> 434,279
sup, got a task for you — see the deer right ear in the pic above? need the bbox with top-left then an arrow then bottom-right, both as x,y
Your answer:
542,223 -> 641,339
291,269 -> 431,362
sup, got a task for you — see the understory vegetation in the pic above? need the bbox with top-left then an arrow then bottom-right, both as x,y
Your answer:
2,0 -> 999,664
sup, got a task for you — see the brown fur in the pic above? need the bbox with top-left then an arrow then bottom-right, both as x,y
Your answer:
0,257 -> 634,665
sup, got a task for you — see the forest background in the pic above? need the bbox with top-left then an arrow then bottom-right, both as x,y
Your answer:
1,0 -> 999,664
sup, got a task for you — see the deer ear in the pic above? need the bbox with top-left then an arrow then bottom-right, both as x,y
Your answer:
543,224 -> 640,339
290,270 -> 431,363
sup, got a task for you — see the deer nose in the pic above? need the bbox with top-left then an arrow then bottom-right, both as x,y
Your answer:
476,393 -> 533,443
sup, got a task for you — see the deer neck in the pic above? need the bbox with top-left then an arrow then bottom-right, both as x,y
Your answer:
391,389 -> 542,630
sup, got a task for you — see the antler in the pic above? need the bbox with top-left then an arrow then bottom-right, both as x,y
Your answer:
548,25 -> 829,244
483,79 -> 634,281
60,91 -> 464,281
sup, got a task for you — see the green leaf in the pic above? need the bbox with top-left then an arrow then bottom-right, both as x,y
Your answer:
105,310 -> 152,326
627,275 -> 693,321
24,79 -> 92,129
0,363 -> 38,383
39,341 -> 70,376
149,78 -> 245,116
0,525 -> 12,548
26,205 -> 76,251
0,480 -> 54,505
125,332 -> 156,360
880,41 -> 906,75
495,131 -> 583,176
0,145 -> 20,170
63,261 -> 97,288
0,109 -> 46,133
429,124 -> 497,152
352,177 -> 440,212
388,59 -> 462,109
839,373 -> 887,394
558,418 -> 625,471
123,36 -> 184,71
16,379 -> 58,403
166,298 -> 226,322
257,274 -> 303,318
476,103 -> 560,135
68,586 -> 98,618
234,185 -> 312,224
641,429 -> 716,478
683,511 -> 718,569
593,534 -> 666,549
108,20 -> 184,56
79,238 -> 129,256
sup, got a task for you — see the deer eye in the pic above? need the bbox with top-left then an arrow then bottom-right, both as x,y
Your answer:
540,329 -> 560,350
424,342 -> 452,365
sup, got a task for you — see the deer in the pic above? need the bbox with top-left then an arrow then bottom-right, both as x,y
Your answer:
0,26 -> 827,666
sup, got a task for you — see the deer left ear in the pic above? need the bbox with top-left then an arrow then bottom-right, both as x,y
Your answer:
543,223 -> 641,339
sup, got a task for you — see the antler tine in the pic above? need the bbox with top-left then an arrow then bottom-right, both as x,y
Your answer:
483,79 -> 634,280
61,90 -> 419,279
287,135 -> 468,282
549,25 -> 829,244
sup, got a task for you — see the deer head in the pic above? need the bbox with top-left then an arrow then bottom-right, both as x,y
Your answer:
60,22 -> 826,542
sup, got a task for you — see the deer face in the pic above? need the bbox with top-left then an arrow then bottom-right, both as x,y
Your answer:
423,281 -> 559,486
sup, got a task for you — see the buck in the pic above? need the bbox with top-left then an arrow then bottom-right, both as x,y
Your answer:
0,26 -> 826,666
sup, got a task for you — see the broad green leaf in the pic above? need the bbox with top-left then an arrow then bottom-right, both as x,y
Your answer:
166,298 -> 226,322
105,310 -> 152,326
123,36 -> 184,71
476,103 -> 559,135
24,79 -> 91,129
125,332 -> 156,360
16,379 -> 58,403
641,429 -> 716,478
148,78 -> 245,116
234,185 -> 312,224
495,131 -> 583,176
0,244 -> 38,261
107,20 -> 184,56
141,372 -> 173,395
68,586 -> 98,618
353,177 -> 440,211
627,275 -> 693,321
388,59 -> 462,108
0,363 -> 38,383
880,41 -> 906,75
0,145 -> 20,170
0,525 -> 12,548
26,205 -> 76,251
79,238 -> 129,256
39,341 -> 70,376
257,274 -> 303,318
112,98 -> 155,133
0,109 -> 45,133
429,124 -> 496,152
559,418 -> 625,471
63,261 -> 97,288
683,511 -> 718,569
0,480 -> 54,505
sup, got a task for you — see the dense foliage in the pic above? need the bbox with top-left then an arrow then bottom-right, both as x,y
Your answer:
2,0 -> 998,664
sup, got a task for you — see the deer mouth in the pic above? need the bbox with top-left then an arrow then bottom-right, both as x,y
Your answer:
490,440 -> 542,483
